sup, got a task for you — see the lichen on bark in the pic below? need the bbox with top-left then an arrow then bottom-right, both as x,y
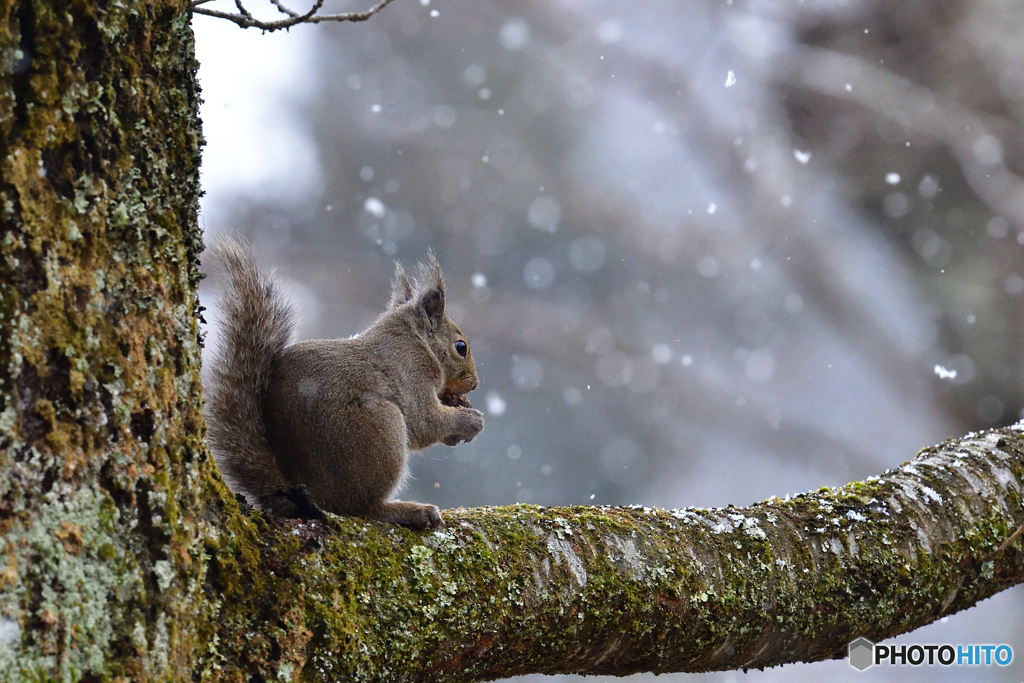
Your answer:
0,0 -> 215,679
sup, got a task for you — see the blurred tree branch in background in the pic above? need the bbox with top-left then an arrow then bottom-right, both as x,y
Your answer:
192,0 -> 396,31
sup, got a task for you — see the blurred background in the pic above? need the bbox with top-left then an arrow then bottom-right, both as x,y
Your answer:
193,0 -> 1024,680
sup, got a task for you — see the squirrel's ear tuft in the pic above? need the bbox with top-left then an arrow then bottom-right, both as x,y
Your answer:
389,262 -> 414,309
414,249 -> 444,294
413,250 -> 445,325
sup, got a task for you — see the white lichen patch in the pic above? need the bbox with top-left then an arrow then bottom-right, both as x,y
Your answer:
0,404 -> 17,435
740,517 -> 767,539
986,459 -> 1020,494
670,509 -> 698,523
956,466 -> 993,500
546,533 -> 587,587
552,517 -> 574,539
409,545 -> 433,563
424,529 -> 460,553
0,617 -> 20,647
0,484 -> 144,679
150,611 -> 170,673
132,620 -> 148,652
908,519 -> 932,554
711,519 -> 733,534
606,535 -> 643,581
153,560 -> 175,592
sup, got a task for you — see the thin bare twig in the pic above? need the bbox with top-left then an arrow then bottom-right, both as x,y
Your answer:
192,0 -> 397,31
233,0 -> 255,21
269,0 -> 301,18
997,521 -> 1024,554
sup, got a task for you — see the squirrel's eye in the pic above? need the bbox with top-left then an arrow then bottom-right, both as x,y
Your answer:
454,340 -> 468,357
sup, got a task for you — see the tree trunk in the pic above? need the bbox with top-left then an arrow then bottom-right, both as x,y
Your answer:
1,2 -> 1022,682
0,0 -> 209,679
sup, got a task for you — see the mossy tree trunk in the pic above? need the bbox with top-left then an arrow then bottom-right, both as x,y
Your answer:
0,0 -> 211,679
1,2 -> 1022,682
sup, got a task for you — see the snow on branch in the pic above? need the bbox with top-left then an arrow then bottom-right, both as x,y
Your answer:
192,0 -> 397,31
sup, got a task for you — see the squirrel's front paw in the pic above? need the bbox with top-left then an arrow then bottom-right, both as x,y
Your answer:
445,407 -> 484,445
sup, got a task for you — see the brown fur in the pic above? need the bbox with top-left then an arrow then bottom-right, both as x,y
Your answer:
204,239 -> 482,529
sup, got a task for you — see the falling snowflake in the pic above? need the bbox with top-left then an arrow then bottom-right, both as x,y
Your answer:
363,197 -> 385,218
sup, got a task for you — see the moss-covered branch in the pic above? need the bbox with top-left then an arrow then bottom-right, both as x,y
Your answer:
203,428 -> 1024,681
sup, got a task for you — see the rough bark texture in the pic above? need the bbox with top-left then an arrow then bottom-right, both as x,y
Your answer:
0,0 -> 214,679
1,2 -> 1023,682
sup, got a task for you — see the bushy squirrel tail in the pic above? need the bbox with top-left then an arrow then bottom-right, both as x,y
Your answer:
205,239 -> 295,515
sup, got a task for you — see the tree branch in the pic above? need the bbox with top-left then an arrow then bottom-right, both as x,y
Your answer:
192,0 -> 398,31
205,428 -> 1024,680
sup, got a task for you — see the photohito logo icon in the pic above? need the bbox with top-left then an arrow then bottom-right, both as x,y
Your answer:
848,637 -> 875,671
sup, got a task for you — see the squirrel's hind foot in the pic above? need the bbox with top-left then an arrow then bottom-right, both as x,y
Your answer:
266,484 -> 327,521
370,501 -> 444,530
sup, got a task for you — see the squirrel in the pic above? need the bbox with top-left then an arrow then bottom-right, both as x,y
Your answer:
203,239 -> 483,530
